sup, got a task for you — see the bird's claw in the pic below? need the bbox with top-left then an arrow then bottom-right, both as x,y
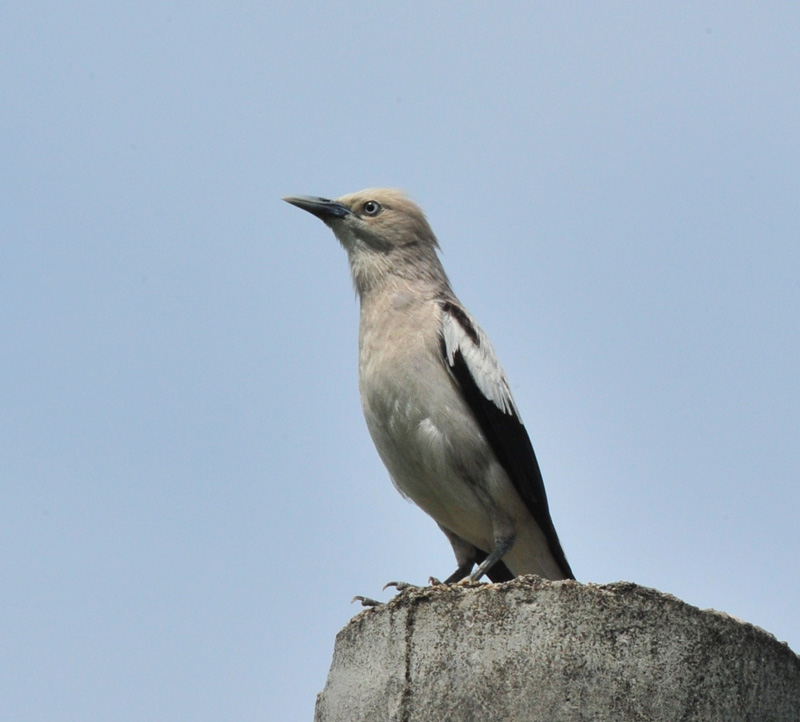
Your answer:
352,595 -> 383,607
357,577 -> 454,607
382,580 -> 420,592
384,577 -> 445,591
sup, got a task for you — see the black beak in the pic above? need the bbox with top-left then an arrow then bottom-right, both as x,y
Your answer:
282,195 -> 351,220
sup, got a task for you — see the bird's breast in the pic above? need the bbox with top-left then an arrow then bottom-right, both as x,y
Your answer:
356,300 -> 492,518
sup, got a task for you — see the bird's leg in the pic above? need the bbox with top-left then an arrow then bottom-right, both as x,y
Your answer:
443,560 -> 475,584
469,536 -> 514,581
439,527 -> 483,584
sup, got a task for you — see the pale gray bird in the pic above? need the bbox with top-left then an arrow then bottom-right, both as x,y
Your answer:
283,189 -> 573,583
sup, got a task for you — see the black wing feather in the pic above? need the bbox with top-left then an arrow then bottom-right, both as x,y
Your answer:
441,311 -> 574,580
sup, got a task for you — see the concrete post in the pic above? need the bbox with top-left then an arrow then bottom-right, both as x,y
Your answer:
315,577 -> 800,721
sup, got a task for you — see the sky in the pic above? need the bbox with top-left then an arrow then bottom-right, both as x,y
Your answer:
2,3 -> 799,720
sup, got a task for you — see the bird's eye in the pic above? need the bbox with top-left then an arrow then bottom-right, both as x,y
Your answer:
362,200 -> 382,216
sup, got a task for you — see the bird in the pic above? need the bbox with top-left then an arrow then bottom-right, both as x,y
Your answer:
283,188 -> 574,584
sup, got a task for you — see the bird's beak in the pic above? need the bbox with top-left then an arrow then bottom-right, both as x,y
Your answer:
282,195 -> 351,220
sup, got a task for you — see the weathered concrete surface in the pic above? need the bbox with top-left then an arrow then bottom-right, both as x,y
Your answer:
315,577 -> 800,722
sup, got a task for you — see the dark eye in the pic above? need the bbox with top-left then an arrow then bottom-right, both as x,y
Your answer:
362,200 -> 382,216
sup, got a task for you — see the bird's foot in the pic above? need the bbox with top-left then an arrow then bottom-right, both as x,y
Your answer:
384,576 -> 447,591
352,595 -> 383,607
353,577 -> 452,608
383,577 -> 450,592
382,580 -> 421,592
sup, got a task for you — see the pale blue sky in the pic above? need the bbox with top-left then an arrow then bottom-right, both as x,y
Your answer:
2,4 -> 799,720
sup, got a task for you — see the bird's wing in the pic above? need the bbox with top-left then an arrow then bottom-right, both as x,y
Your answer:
439,300 -> 574,579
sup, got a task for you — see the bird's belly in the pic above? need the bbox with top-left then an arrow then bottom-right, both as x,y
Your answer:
362,389 -> 496,551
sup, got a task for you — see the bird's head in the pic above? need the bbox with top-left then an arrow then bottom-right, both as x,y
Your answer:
283,188 -> 448,297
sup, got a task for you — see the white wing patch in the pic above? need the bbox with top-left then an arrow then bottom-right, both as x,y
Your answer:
441,305 -> 520,418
